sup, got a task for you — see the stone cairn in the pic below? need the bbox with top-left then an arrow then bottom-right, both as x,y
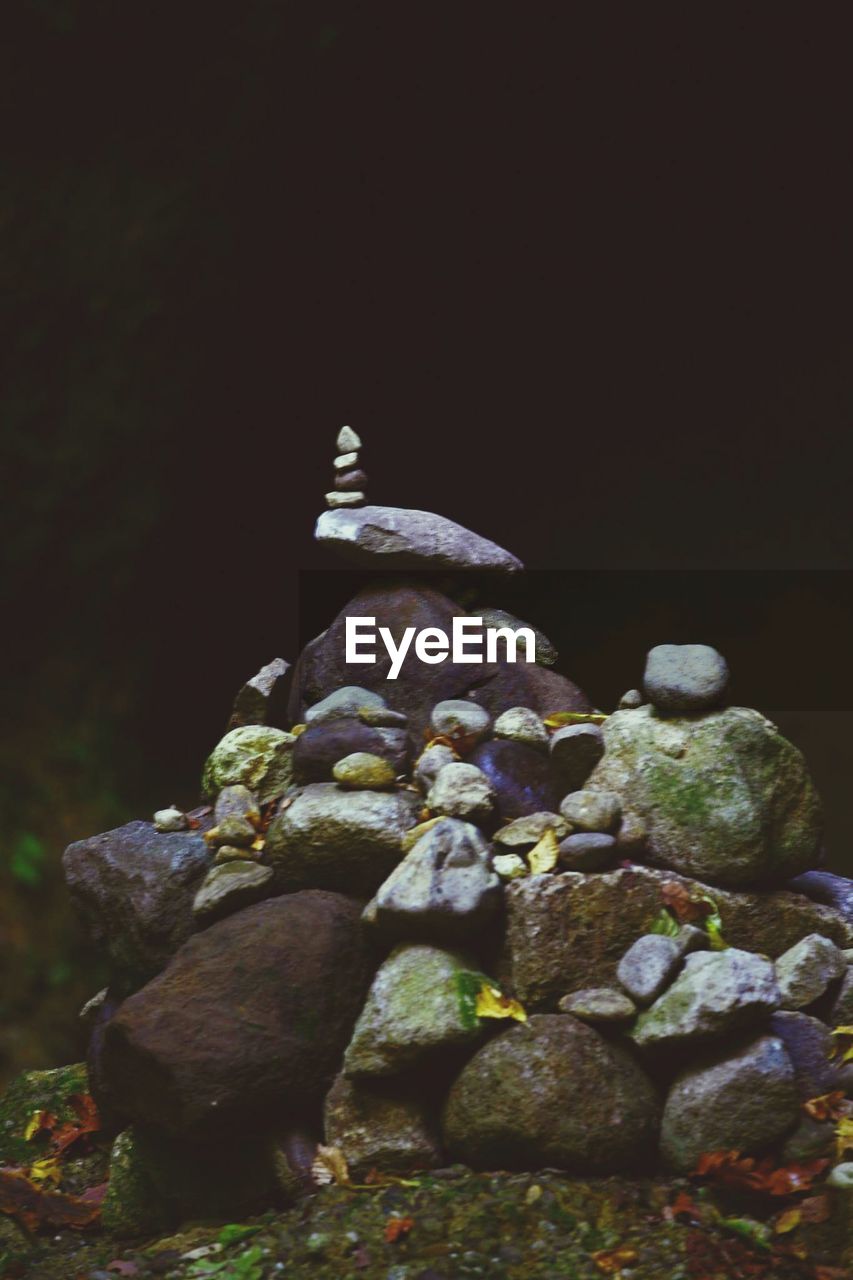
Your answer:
325,424 -> 367,509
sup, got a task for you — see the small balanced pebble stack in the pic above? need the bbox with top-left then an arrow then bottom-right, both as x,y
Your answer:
326,424 -> 367,509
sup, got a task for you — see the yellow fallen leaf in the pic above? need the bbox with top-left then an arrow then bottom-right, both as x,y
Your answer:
251,835 -> 265,852
543,711 -> 608,728
591,1246 -> 638,1274
528,828 -> 559,875
525,1184 -> 542,1205
774,1206 -> 801,1234
829,1026 -> 853,1064
401,817 -> 444,852
475,983 -> 527,1023
23,1111 -> 47,1142
311,1144 -> 351,1187
835,1116 -> 853,1162
290,723 -> 307,736
28,1157 -> 62,1187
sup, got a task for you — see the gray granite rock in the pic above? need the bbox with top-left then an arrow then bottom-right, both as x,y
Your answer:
549,724 -> 604,791
192,861 -> 275,926
830,968 -> 853,1026
617,935 -> 684,1006
414,744 -> 458,793
559,789 -> 622,833
775,933 -> 847,1009
493,706 -> 549,750
214,785 -> 260,825
558,832 -> 618,871
228,657 -> 290,729
304,686 -> 387,725
264,782 -> 420,895
429,699 -> 492,743
660,1035 -> 799,1172
788,871 -> 853,925
631,948 -> 781,1049
618,689 -> 645,710
586,705 -> 822,887
365,817 -> 501,944
643,643 -> 729,714
427,762 -> 496,823
344,944 -> 485,1077
315,504 -> 523,572
557,988 -> 637,1024
63,821 -> 211,987
326,490 -> 365,508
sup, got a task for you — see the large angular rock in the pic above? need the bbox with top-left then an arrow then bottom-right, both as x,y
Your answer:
264,782 -> 420,895
228,657 -> 290,729
586,705 -> 822,887
292,717 -> 409,783
100,892 -> 371,1135
442,1015 -> 660,1173
505,865 -> 852,1011
63,821 -> 210,987
365,818 -> 501,944
323,1073 -> 442,1176
774,933 -> 846,1010
315,504 -> 524,572
344,944 -> 485,1078
660,1035 -> 799,1172
631,949 -> 781,1050
469,739 -> 561,819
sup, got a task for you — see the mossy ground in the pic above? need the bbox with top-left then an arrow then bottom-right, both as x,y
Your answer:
3,1168 -> 850,1280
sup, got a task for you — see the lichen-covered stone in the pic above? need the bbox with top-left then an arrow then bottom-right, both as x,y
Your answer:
332,751 -> 398,789
774,933 -> 847,1009
427,762 -> 496,823
192,860 -> 274,925
586,705 -> 822,887
559,790 -> 622,833
264,782 -> 420,895
493,706 -> 549,750
660,1035 -> 798,1172
201,725 -> 296,803
557,988 -> 637,1024
493,811 -> 569,850
429,699 -> 491,743
102,1129 -> 173,1237
442,1015 -> 660,1173
506,865 -> 852,1011
631,949 -> 781,1050
323,1073 -> 442,1176
344,944 -> 486,1078
617,935 -> 684,1006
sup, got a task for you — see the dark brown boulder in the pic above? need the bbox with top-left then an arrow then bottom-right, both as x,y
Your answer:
100,891 -> 372,1136
292,717 -> 409,783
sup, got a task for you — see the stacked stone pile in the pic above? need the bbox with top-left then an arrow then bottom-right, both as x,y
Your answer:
325,424 -> 367,509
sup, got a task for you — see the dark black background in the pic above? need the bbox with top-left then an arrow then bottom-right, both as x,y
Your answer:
0,3 -> 852,1074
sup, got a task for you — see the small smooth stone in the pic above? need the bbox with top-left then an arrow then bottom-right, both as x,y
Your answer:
643,643 -> 729,715
326,490 -> 365,508
827,1162 -> 853,1189
558,831 -> 617,871
336,425 -> 362,452
334,451 -> 359,470
153,807 -> 187,832
558,988 -> 637,1024
305,686 -> 387,725
415,744 -> 458,792
430,699 -> 492,743
493,811 -> 569,850
192,861 -> 274,925
358,706 -> 408,728
214,844 -> 261,865
214,785 -> 260,825
559,790 -> 622,834
549,724 -> 604,790
493,706 -> 549,750
775,933 -> 846,1010
335,467 -> 369,492
205,813 -> 256,848
493,853 -> 528,881
333,752 -> 398,789
427,762 -> 496,823
617,935 -> 685,1006
618,689 -> 645,710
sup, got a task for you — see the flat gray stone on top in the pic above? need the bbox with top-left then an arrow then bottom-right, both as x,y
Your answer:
315,504 -> 523,572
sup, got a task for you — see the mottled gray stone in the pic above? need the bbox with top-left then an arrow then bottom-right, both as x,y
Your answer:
427,762 -> 496,823
228,657 -> 290,729
315,504 -> 523,573
494,811 -> 569,850
617,935 -> 684,1006
557,988 -> 637,1024
192,861 -> 274,926
559,789 -> 622,833
643,643 -> 729,714
304,686 -> 387,725
775,933 -> 846,1010
558,832 -> 617,871
493,706 -> 549,750
201,725 -> 296,804
332,751 -> 398,789
429,699 -> 492,743
323,1073 -> 441,1177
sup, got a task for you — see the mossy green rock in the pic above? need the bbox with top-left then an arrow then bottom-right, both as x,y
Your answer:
0,1062 -> 89,1166
102,1129 -> 173,1237
202,725 -> 296,803
587,705 -> 822,886
442,1014 -> 660,1173
344,944 -> 487,1077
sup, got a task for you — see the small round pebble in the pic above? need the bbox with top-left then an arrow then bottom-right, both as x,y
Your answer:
427,761 -> 496,823
214,784 -> 260,825
617,934 -> 684,1005
214,844 -> 261,865
618,688 -> 645,710
335,467 -> 369,492
336,424 -> 362,452
332,751 -> 398,789
558,988 -> 637,1024
827,1162 -> 853,1189
493,853 -> 528,881
153,806 -> 187,832
643,643 -> 729,715
559,790 -> 622,833
493,706 -> 549,750
430,699 -> 492,743
558,831 -> 617,871
415,743 -> 458,792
